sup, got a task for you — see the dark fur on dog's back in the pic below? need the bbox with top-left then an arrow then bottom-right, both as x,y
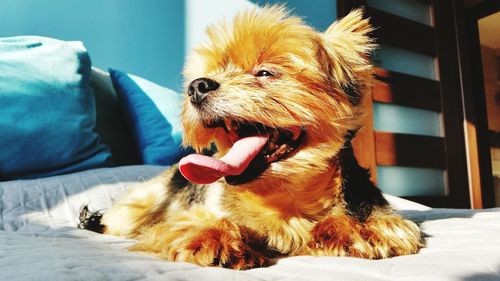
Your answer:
339,143 -> 388,222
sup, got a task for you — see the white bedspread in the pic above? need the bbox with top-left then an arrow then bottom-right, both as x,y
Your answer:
1,165 -> 500,281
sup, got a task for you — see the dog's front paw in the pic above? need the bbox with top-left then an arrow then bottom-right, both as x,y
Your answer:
363,214 -> 423,258
132,219 -> 270,270
308,216 -> 372,258
308,213 -> 423,259
172,223 -> 269,269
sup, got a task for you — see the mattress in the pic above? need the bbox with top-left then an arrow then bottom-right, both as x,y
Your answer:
1,165 -> 500,281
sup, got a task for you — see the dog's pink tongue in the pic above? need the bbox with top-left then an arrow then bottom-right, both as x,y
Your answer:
179,135 -> 268,184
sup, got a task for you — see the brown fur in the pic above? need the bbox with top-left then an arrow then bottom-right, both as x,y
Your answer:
98,5 -> 423,269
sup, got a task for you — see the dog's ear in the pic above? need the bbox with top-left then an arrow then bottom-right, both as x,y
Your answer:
320,9 -> 376,104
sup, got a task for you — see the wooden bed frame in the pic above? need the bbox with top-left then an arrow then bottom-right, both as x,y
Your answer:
342,0 -> 497,208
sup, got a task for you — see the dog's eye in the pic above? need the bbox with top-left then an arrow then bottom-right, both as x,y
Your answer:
255,70 -> 274,77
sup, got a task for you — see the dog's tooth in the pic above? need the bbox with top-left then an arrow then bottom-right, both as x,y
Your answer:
290,127 -> 302,141
266,154 -> 278,163
225,119 -> 239,133
274,144 -> 289,156
224,119 -> 233,132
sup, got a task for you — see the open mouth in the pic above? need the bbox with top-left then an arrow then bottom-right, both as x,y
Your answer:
179,118 -> 306,185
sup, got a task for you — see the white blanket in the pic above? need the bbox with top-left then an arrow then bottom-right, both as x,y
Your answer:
1,166 -> 500,281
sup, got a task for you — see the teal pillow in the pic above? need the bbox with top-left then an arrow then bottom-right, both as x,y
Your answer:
109,69 -> 191,165
0,36 -> 112,180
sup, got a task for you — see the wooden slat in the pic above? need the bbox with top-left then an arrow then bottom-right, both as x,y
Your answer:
373,68 -> 442,111
464,121 -> 483,208
368,7 -> 436,56
433,0 -> 472,208
375,132 -> 446,168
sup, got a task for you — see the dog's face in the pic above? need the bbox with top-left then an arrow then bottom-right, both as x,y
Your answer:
180,6 -> 374,188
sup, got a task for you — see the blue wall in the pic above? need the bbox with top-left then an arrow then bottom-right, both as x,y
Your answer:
0,0 -> 185,91
0,0 -> 336,92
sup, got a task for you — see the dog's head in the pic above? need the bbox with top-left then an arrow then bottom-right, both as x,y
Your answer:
179,6 -> 375,188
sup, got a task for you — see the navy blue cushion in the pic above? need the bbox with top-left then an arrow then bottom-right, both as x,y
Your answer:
0,36 -> 112,180
109,69 -> 191,166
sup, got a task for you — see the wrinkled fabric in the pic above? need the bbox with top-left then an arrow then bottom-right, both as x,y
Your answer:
1,165 -> 499,281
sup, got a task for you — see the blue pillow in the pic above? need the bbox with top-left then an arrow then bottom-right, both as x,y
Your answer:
0,36 -> 112,180
109,69 -> 191,165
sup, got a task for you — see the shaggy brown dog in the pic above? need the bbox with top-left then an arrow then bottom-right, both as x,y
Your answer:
80,6 -> 423,269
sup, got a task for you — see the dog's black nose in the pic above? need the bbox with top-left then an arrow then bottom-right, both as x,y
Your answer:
187,78 -> 220,105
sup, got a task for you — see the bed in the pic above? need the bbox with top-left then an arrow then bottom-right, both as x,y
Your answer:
1,165 -> 500,281
1,36 -> 500,281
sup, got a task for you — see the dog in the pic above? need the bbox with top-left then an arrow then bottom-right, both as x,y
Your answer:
80,5 -> 423,269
